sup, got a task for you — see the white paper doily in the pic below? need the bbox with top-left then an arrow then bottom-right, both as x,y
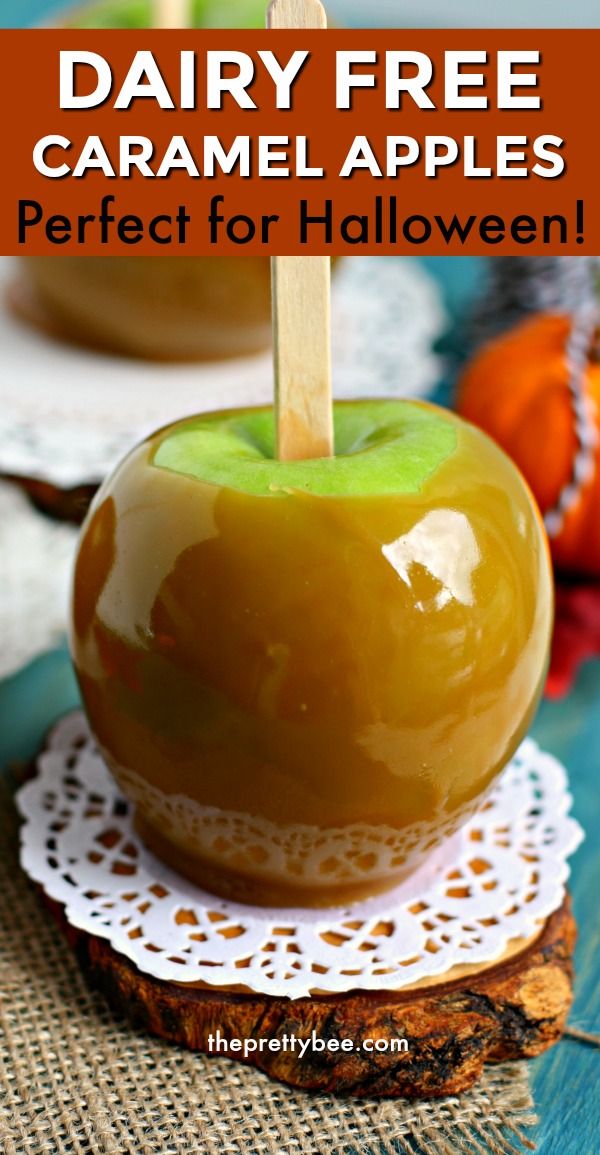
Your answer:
17,711 -> 583,1000
0,482 -> 77,680
0,256 -> 445,488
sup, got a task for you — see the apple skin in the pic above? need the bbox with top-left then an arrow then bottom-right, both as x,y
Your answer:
70,401 -> 553,907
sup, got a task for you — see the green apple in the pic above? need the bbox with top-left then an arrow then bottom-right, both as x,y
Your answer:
69,0 -> 265,26
154,401 -> 456,495
71,399 -> 553,907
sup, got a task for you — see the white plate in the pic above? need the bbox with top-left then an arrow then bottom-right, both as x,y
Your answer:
0,481 -> 77,679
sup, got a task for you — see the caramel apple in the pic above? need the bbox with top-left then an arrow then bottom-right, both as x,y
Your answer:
20,255 -> 273,362
70,400 -> 553,907
18,0 -> 271,363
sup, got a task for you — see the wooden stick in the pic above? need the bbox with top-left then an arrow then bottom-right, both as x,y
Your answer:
268,0 -> 333,461
268,0 -> 327,29
154,0 -> 191,28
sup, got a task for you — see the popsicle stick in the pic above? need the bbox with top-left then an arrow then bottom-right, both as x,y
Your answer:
271,257 -> 333,461
154,0 -> 191,27
268,0 -> 333,461
268,0 -> 327,29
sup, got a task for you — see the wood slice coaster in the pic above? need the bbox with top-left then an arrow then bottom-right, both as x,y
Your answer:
42,892 -> 575,1099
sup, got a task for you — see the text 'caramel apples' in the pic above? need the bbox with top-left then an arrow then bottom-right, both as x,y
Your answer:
70,400 -> 553,908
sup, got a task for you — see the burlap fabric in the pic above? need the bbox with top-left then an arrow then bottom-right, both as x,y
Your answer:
0,767 -> 537,1155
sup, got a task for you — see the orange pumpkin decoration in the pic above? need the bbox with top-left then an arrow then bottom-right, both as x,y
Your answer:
458,313 -> 600,576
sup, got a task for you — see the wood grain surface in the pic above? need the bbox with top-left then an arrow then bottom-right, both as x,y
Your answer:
44,892 -> 576,1100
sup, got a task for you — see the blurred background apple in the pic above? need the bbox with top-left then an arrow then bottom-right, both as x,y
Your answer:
16,0 -> 277,362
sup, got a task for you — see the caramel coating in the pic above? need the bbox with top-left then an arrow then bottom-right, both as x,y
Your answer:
71,404 -> 553,907
19,256 -> 272,362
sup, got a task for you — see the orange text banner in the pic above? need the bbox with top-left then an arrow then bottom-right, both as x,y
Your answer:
0,28 -> 596,254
